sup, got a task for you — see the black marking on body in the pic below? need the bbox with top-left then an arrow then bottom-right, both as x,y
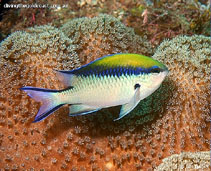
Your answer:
134,83 -> 140,90
150,67 -> 161,73
58,65 -> 163,78
20,86 -> 73,93
73,66 -> 162,77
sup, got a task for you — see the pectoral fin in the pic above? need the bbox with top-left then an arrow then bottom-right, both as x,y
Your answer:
114,85 -> 141,121
69,104 -> 101,116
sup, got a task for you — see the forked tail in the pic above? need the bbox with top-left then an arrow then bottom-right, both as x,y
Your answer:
20,86 -> 65,123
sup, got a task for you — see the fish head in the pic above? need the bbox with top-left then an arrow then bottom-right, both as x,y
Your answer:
135,57 -> 169,100
144,68 -> 169,88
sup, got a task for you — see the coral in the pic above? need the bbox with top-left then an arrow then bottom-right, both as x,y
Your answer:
0,25 -> 80,70
128,0 -> 211,45
1,0 -> 210,45
0,13 -> 210,170
156,151 -> 211,170
0,15 -> 155,170
152,35 -> 210,153
0,25 -> 81,170
61,14 -> 154,65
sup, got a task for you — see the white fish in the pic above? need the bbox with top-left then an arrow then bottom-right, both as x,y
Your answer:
20,53 -> 169,122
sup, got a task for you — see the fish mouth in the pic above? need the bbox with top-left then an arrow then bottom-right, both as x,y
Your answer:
161,64 -> 169,77
154,69 -> 168,85
147,69 -> 169,89
163,69 -> 169,76
160,70 -> 169,81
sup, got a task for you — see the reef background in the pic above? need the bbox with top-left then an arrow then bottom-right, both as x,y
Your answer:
0,0 -> 210,44
0,0 -> 210,171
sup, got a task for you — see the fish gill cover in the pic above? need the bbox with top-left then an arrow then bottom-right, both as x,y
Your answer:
0,14 -> 210,171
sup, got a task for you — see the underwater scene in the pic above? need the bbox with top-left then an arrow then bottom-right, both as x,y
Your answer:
0,0 -> 210,170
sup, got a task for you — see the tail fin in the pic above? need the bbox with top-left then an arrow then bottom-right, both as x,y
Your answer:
20,86 -> 65,123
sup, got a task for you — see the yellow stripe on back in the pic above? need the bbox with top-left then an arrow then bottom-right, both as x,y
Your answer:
92,53 -> 165,69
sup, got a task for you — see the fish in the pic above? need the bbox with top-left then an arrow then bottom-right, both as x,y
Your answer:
20,53 -> 169,123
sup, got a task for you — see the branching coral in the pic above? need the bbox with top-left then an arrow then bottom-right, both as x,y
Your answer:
61,14 -> 154,64
0,13 -> 210,170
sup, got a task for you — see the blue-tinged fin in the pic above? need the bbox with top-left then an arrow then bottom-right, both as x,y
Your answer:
114,83 -> 141,121
20,86 -> 67,122
69,104 -> 101,116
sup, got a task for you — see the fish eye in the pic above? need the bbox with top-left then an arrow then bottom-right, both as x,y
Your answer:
151,67 -> 161,73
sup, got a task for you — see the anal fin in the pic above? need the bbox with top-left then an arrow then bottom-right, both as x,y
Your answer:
114,84 -> 141,121
69,104 -> 101,116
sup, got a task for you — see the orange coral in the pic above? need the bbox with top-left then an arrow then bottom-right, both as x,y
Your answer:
61,14 -> 154,64
0,14 -> 210,171
0,25 -> 82,170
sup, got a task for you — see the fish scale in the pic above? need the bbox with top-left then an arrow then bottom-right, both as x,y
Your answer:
64,74 -> 135,106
